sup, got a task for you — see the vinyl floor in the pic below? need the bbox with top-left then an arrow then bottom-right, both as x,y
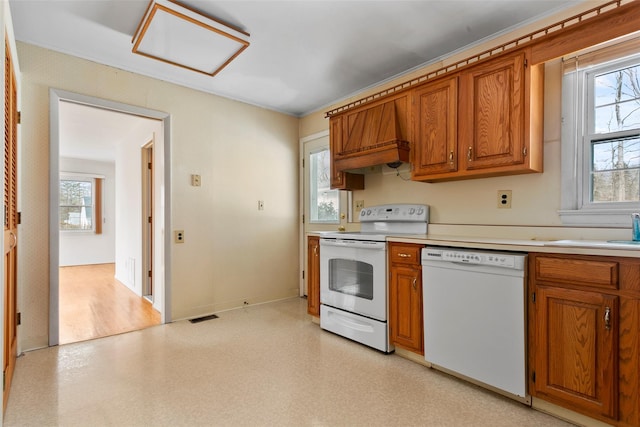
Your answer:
5,297 -> 578,426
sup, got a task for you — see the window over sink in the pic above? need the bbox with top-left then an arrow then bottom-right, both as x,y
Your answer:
560,36 -> 640,227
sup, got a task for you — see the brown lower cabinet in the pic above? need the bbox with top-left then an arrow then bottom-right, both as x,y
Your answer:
528,253 -> 640,427
307,236 -> 320,317
388,242 -> 424,355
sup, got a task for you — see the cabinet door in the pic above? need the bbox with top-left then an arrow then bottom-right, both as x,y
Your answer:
389,264 -> 423,354
329,116 -> 346,189
460,51 -> 525,171
307,236 -> 320,317
328,116 -> 365,190
412,76 -> 458,179
533,286 -> 618,420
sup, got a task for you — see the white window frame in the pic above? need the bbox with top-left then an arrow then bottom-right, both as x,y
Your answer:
308,146 -> 340,224
560,44 -> 640,227
59,172 -> 103,233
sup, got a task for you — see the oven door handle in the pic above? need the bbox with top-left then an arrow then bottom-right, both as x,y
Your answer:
320,239 -> 386,250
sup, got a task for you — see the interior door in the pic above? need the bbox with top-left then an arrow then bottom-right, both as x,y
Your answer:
141,142 -> 154,299
3,38 -> 18,411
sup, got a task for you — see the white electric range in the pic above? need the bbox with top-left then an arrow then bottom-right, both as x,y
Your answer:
319,204 -> 429,352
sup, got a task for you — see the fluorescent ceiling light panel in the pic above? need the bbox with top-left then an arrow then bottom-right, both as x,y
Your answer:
132,0 -> 250,76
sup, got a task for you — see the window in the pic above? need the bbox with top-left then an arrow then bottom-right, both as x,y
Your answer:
309,148 -> 340,223
588,63 -> 640,203
59,174 -> 103,233
560,39 -> 640,226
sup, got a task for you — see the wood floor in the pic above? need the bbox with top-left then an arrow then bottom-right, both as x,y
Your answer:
59,263 -> 161,345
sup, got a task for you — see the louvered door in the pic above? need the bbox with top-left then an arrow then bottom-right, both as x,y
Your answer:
3,38 -> 18,412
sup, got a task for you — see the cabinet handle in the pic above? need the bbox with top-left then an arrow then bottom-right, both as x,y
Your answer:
313,245 -> 318,256
604,306 -> 611,330
449,150 -> 454,164
467,146 -> 473,161
398,253 -> 411,258
412,277 -> 417,290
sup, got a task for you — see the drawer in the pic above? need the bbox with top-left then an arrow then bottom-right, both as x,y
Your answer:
389,243 -> 423,265
533,255 -> 619,290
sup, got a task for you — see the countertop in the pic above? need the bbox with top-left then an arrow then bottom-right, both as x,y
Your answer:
389,235 -> 640,257
309,231 -> 640,257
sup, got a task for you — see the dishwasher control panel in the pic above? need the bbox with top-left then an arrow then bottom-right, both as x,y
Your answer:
422,248 -> 524,269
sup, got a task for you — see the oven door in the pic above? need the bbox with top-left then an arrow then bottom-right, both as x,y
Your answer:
320,238 -> 387,321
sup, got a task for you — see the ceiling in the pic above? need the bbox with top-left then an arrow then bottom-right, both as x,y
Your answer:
10,0 -> 583,118
58,101 -> 160,163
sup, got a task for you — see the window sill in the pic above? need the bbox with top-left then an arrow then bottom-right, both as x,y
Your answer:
558,208 -> 638,227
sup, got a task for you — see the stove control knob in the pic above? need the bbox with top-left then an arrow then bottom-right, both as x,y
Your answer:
409,208 -> 416,215
417,208 -> 424,215
366,209 -> 372,216
360,210 -> 366,217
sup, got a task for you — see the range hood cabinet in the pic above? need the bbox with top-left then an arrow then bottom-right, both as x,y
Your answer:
333,97 -> 410,173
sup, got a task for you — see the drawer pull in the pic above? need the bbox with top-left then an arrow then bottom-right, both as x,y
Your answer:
604,306 -> 611,330
412,277 -> 417,290
398,253 -> 411,258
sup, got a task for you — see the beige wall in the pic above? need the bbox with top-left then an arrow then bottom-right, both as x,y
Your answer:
17,43 -> 300,350
299,1 -> 625,232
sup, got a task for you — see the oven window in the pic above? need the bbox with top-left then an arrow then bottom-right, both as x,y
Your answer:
328,259 -> 374,300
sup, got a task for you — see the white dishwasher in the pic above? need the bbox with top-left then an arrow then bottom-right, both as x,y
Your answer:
421,247 -> 528,401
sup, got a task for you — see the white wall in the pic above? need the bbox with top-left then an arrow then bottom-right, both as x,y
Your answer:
16,42 -> 299,351
112,123 -> 163,299
58,157 -> 115,266
113,130 -> 143,295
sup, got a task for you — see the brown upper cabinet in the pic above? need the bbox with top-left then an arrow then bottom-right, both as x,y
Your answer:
412,48 -> 544,182
327,2 -> 640,186
411,76 -> 458,178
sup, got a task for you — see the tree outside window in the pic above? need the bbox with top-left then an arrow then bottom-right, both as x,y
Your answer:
589,62 -> 640,203
59,179 -> 94,231
309,148 -> 339,223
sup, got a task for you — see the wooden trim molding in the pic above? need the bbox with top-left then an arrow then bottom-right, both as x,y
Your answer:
132,0 -> 250,77
94,177 -> 103,235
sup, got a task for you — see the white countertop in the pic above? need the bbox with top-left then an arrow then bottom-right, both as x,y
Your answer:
308,230 -> 640,257
387,235 -> 640,257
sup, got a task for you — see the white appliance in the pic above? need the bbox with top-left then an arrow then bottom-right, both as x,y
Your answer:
421,247 -> 528,401
320,204 -> 428,353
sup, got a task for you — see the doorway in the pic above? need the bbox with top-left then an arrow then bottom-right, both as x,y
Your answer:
141,141 -> 154,301
49,89 -> 172,346
299,131 -> 350,297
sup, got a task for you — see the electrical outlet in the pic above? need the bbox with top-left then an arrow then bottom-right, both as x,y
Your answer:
191,174 -> 201,186
174,230 -> 185,243
258,200 -> 264,211
497,190 -> 512,209
355,200 -> 365,211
